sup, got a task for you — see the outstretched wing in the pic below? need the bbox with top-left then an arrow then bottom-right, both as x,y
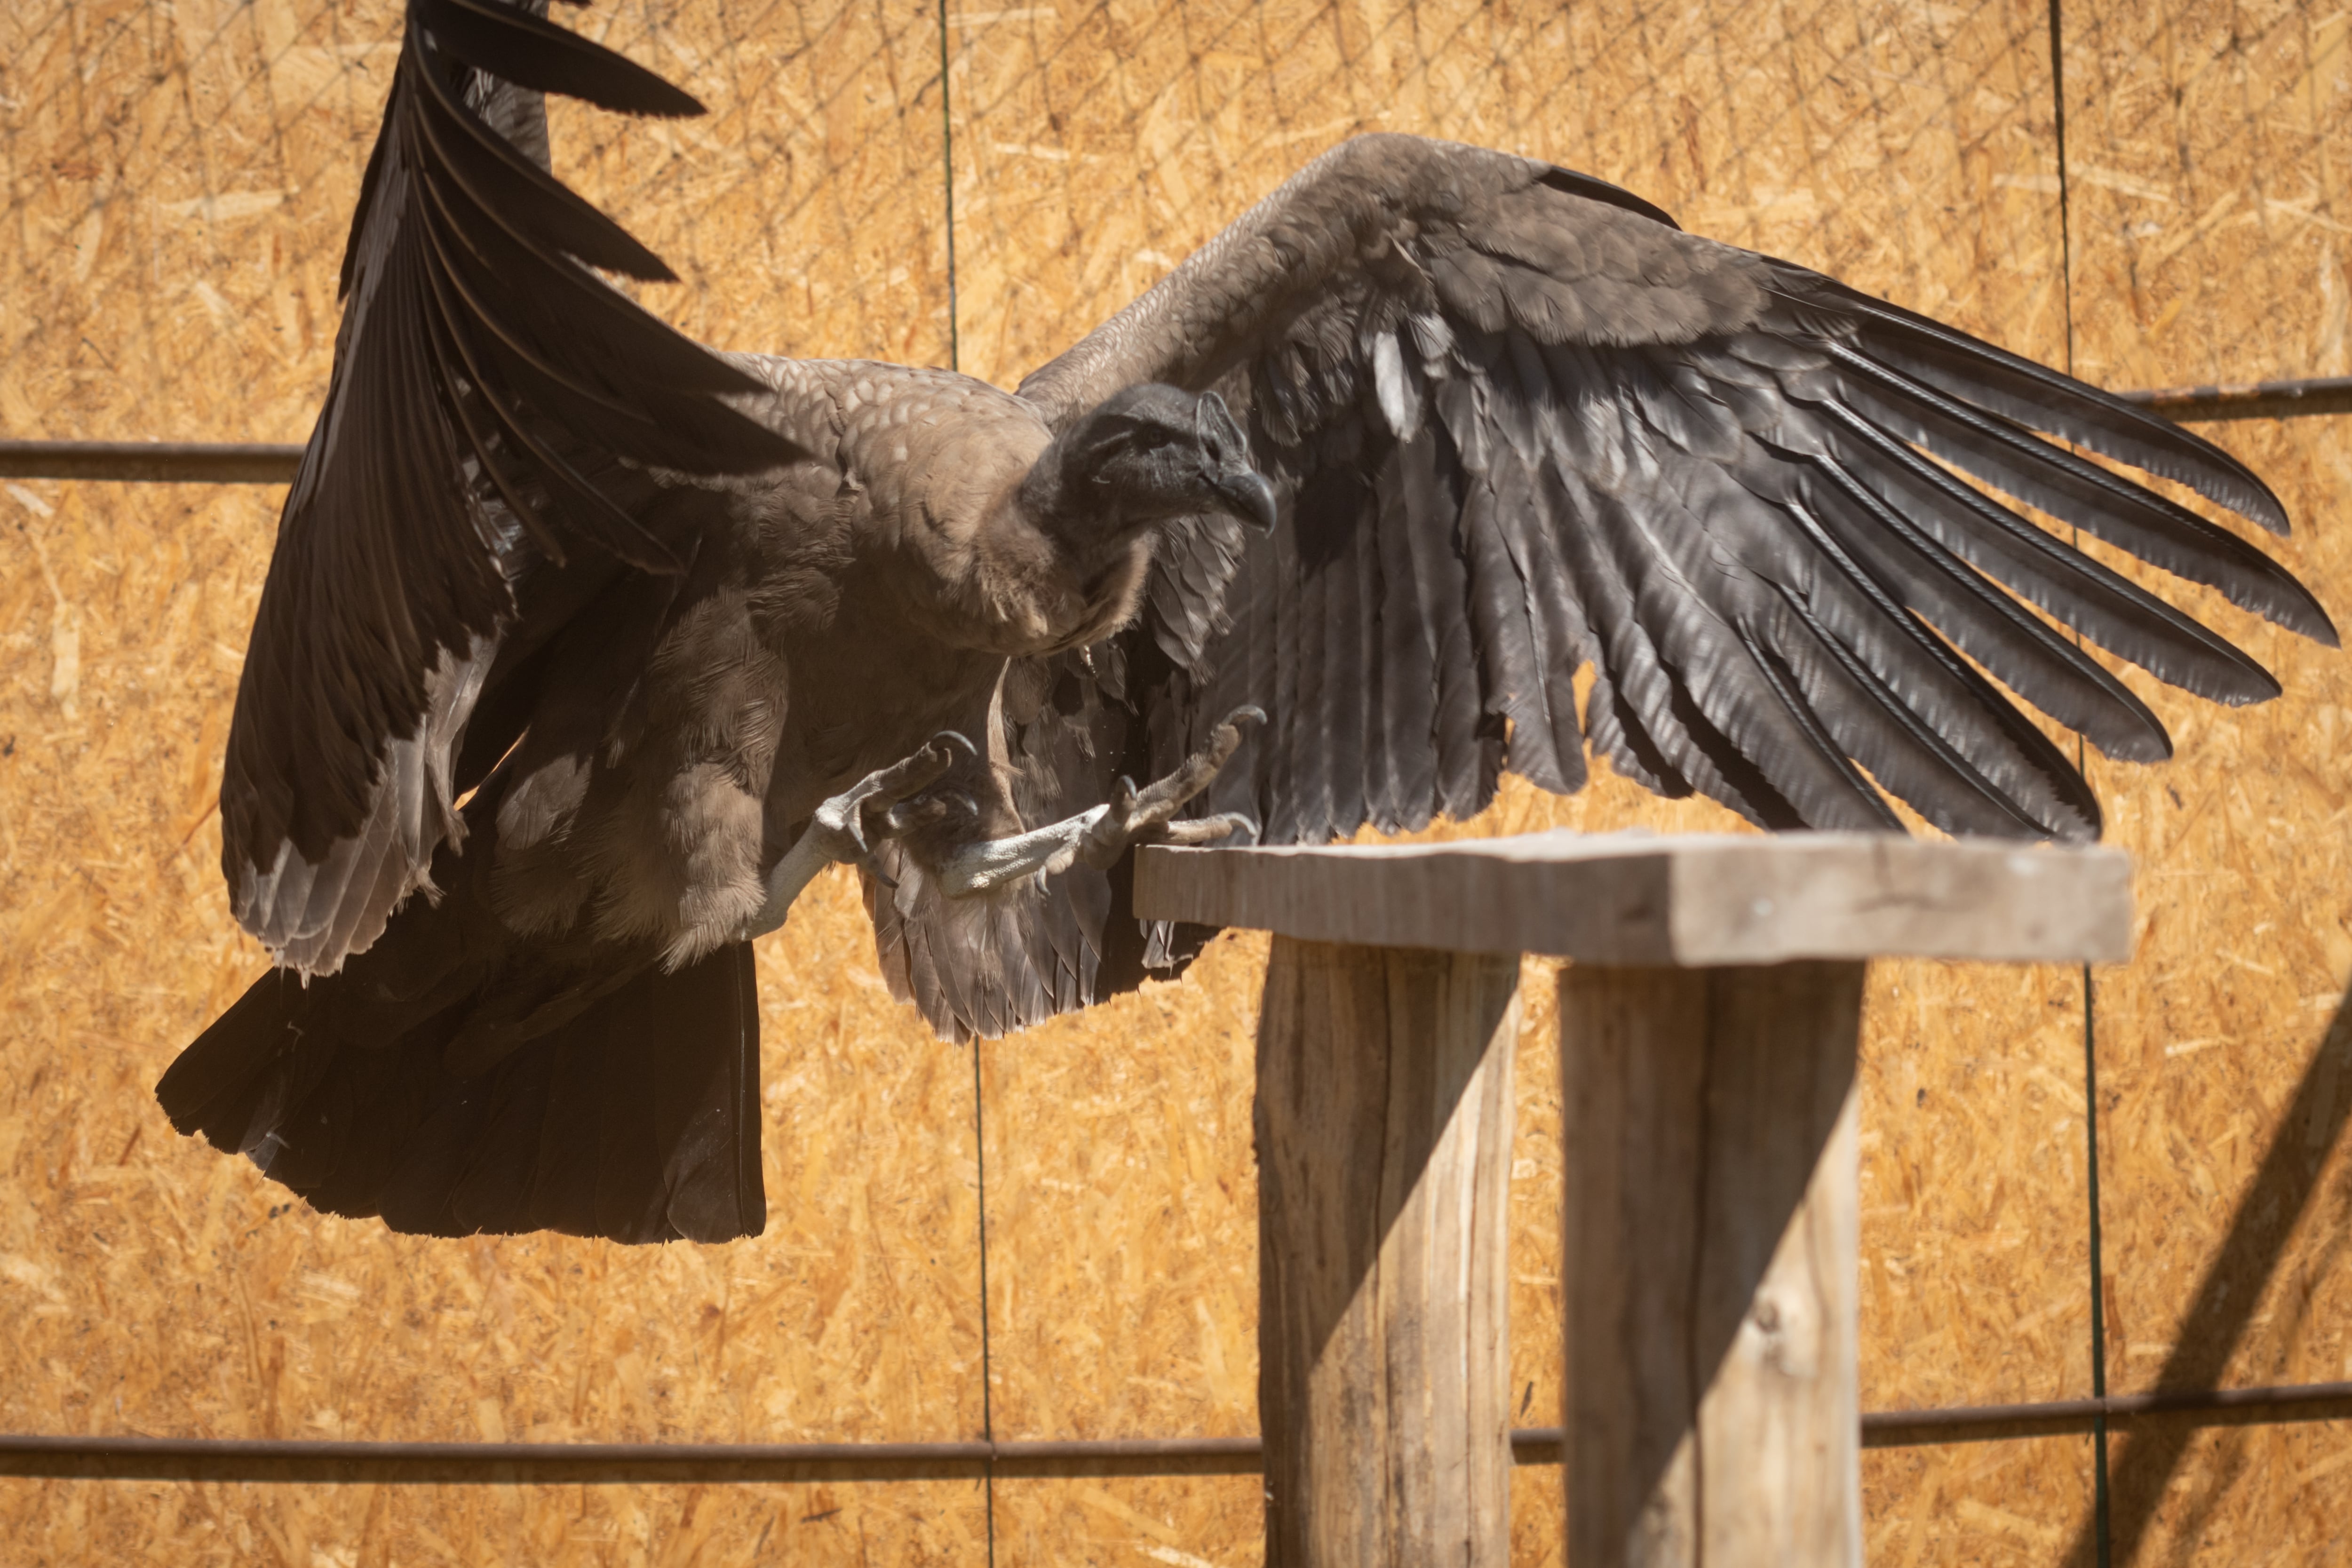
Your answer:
222,0 -> 801,975
1020,133 -> 2334,849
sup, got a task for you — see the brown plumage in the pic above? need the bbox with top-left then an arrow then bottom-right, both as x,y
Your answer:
160,0 -> 2331,1242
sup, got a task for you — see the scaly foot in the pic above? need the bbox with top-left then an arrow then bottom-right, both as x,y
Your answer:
934,707 -> 1263,897
733,732 -> 976,939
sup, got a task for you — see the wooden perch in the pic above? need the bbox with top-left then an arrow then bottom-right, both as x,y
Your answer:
1135,831 -> 2132,1568
1135,830 -> 2132,966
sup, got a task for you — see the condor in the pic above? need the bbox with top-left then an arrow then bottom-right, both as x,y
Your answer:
160,0 -> 2331,1242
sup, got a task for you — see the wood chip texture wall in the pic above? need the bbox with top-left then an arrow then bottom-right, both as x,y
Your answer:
1,0 -> 2346,1563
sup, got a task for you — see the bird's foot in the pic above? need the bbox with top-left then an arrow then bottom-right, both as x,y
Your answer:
733,733 -> 976,940
1077,706 -> 1263,869
933,707 -> 1263,898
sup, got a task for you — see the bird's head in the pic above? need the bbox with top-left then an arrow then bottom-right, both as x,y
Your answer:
1020,385 -> 1279,556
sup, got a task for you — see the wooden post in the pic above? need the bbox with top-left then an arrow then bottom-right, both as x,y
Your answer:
1254,939 -> 1521,1568
1559,962 -> 1863,1567
1133,831 -> 2131,1568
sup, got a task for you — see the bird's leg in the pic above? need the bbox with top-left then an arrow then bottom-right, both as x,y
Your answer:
933,708 -> 1263,898
733,733 -> 976,940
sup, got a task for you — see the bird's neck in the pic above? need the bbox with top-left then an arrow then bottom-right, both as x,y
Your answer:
947,476 -> 1157,656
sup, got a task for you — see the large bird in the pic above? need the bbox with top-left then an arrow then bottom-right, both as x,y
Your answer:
159,0 -> 2333,1242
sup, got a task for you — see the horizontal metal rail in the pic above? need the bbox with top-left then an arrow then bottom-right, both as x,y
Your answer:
6,1382 -> 2348,1483
0,374 -> 2346,487
0,440 -> 302,483
0,1433 -> 1273,1484
2117,373 -> 2352,422
1859,1378 -> 2352,1447
0,1431 -> 1536,1484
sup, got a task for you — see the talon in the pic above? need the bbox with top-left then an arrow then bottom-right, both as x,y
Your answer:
737,726 -> 992,939
1152,811 -> 1257,848
882,789 -> 980,840
798,731 -> 984,879
928,711 -> 1266,898
881,788 -> 984,866
856,731 -> 975,813
1075,707 -> 1264,870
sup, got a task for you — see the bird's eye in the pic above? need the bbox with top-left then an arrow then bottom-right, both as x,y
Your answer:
1097,427 -> 1171,462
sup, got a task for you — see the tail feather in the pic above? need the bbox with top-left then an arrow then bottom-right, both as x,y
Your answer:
157,943 -> 764,1244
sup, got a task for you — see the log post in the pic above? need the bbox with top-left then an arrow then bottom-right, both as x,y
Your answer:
1254,939 -> 1521,1568
1558,962 -> 1863,1567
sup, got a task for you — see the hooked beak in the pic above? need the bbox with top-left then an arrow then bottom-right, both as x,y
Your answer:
1212,467 -> 1279,533
1195,390 -> 1279,532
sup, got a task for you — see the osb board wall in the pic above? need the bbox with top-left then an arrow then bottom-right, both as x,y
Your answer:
2061,4 -> 2352,1562
0,4 -> 2345,1568
14,1477 -> 991,1566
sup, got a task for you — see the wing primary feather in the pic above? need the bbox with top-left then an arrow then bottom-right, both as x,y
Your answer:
1538,462 -> 1755,819
1401,423 -> 1485,820
1222,524 -> 1283,831
1821,343 -> 2336,643
1517,475 -> 1596,793
415,0 -> 706,119
1776,484 -> 2107,833
1810,400 -> 2287,704
1259,502 -> 1303,840
413,248 -> 681,572
1805,280 -> 2289,531
414,159 -> 772,400
1759,567 -> 2072,837
406,27 -> 676,282
1351,475 -> 1398,829
1489,339 -> 1592,791
1534,165 -> 1683,231
417,313 -> 571,564
1372,449 -> 1438,828
1321,478 -> 1373,838
1654,661 -> 1812,831
1732,627 -> 1907,831
1787,446 -> 2174,760
1462,463 -> 1567,792
417,206 -> 679,445
1288,486 -> 1336,841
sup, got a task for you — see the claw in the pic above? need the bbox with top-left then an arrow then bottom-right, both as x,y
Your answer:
928,707 -> 1263,898
882,788 -> 982,842
1076,705 -> 1265,869
849,732 -> 974,819
734,732 -> 980,938
818,732 -> 976,862
1155,811 -> 1258,848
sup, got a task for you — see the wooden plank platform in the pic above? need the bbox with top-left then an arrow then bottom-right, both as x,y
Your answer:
1135,830 -> 2133,966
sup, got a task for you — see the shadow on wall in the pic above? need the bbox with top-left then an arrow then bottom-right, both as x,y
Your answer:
2071,988 -> 2352,1566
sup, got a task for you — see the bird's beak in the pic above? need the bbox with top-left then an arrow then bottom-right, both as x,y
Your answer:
1194,391 -> 1279,532
1213,467 -> 1279,533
